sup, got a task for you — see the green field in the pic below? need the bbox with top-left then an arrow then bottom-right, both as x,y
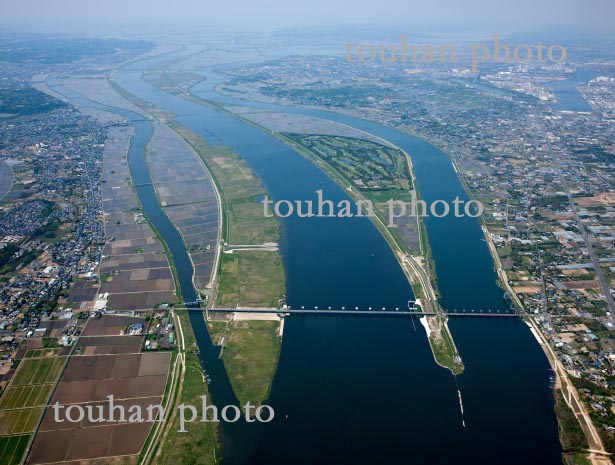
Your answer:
169,122 -> 286,309
0,408 -> 43,435
283,133 -> 412,192
11,357 -> 65,385
0,434 -> 30,465
152,314 -> 218,465
23,348 -> 61,358
219,320 -> 281,407
216,251 -> 285,309
427,324 -> 464,376
0,384 -> 53,409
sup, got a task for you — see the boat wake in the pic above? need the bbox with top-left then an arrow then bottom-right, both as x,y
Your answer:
457,389 -> 466,428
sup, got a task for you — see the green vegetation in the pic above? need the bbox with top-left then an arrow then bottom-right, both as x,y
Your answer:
0,244 -> 42,275
168,121 -> 285,308
276,132 -> 460,373
0,87 -> 65,116
11,357 -> 65,385
0,408 -> 43,435
427,323 -> 464,376
279,132 -> 422,255
282,133 -> 418,233
227,199 -> 279,245
0,384 -> 54,409
0,38 -> 153,64
284,134 -> 412,193
553,391 -> 589,453
0,245 -> 19,270
566,453 -> 591,465
31,219 -> 64,244
164,121 -> 284,415
24,347 -> 61,358
597,428 -> 615,454
0,434 -> 30,465
216,251 -> 285,309
41,338 -> 60,349
152,314 -> 218,465
214,320 -> 281,406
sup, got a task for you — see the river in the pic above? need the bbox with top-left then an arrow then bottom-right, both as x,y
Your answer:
54,50 -> 562,464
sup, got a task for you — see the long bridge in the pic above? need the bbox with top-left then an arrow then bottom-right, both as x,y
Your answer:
180,306 -> 521,318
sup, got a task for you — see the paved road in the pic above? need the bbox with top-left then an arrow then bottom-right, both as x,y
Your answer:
0,161 -> 13,201
547,138 -> 615,324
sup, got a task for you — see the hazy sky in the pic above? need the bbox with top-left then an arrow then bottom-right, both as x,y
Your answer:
1,0 -> 614,32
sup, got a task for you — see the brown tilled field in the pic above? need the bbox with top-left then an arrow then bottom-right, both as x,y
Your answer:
77,336 -> 144,355
81,316 -> 145,337
26,316 -> 172,465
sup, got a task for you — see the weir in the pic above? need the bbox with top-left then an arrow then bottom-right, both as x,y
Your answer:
178,307 -> 522,318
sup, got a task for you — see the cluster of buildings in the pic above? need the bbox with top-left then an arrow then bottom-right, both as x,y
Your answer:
0,101 -> 107,367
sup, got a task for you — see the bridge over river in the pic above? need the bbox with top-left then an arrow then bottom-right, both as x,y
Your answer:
179,306 -> 521,318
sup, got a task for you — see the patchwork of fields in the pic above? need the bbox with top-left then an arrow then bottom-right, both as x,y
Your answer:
25,315 -> 171,465
0,352 -> 67,465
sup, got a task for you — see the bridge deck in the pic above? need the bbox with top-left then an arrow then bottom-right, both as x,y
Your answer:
186,308 -> 520,318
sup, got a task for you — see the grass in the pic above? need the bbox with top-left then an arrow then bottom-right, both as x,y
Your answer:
0,434 -> 30,465
168,121 -> 286,309
554,390 -> 589,453
169,121 -> 279,245
216,251 -> 285,309
206,321 -> 226,345
565,453 -> 592,465
219,320 -> 281,407
11,357 -> 65,385
0,407 -> 43,435
276,132 -> 462,373
426,324 -> 463,376
41,337 -> 60,348
228,200 -> 279,245
23,348 -> 60,358
152,314 -> 218,465
0,384 -> 53,409
282,134 -> 412,192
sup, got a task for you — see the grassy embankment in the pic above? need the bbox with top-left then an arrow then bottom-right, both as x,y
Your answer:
167,121 -> 284,407
147,312 -> 218,465
451,156 -> 609,462
207,320 -> 281,406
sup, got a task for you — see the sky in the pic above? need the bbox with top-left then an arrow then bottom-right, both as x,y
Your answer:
1,0 -> 614,33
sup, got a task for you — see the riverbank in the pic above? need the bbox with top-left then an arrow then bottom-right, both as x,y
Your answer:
165,121 -> 284,407
108,66 -> 286,410
449,153 -> 607,462
235,123 -> 463,374
106,53 -> 565,465
145,311 -> 219,465
451,146 -> 611,465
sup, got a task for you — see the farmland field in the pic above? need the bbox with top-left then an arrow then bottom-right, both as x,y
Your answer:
24,348 -> 61,358
0,384 -> 53,409
0,434 -> 30,465
0,407 -> 43,435
11,357 -> 66,385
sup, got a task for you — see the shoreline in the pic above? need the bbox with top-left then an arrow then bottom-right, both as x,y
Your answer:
206,89 -> 612,460
193,100 -> 464,375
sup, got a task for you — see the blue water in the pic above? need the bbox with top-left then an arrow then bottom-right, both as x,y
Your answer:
543,69 -> 613,112
98,54 -> 561,465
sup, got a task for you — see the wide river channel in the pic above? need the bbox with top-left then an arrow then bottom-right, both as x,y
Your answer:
54,51 -> 562,465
